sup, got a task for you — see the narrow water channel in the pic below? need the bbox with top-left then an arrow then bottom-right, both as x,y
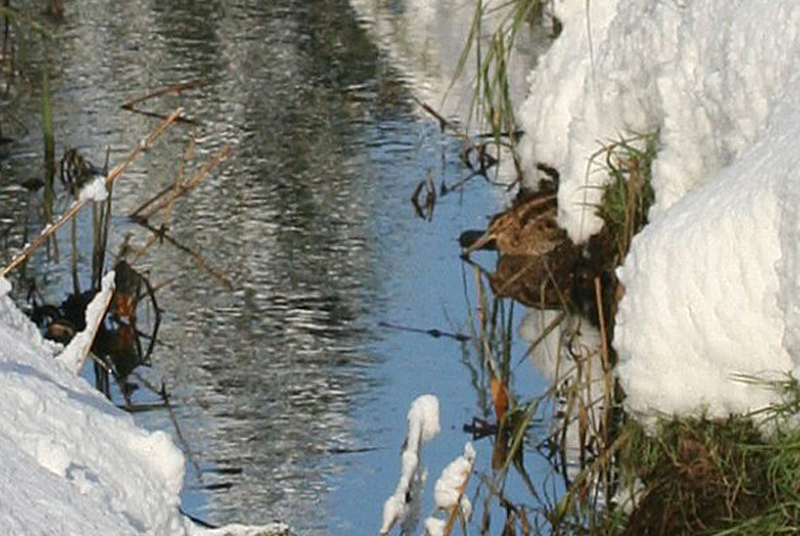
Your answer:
1,1 -> 548,534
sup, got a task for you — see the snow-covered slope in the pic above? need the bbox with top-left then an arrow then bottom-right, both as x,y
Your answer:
0,276 -> 189,534
518,0 -> 800,416
0,277 -> 290,535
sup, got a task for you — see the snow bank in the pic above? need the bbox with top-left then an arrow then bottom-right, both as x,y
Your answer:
615,128 -> 794,416
0,278 -> 188,534
520,0 -> 800,242
519,0 -> 800,416
0,276 -> 291,535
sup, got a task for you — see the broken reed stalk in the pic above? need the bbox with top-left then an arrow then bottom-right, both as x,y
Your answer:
122,79 -> 205,109
92,180 -> 113,290
41,59 -> 59,262
1,108 -> 183,277
1,0 -> 9,61
133,218 -> 233,291
121,80 -> 205,126
473,264 -> 488,352
593,276 -> 621,504
414,96 -> 455,133
594,278 -> 614,427
70,215 -> 79,295
163,135 -> 197,224
127,140 -> 233,290
131,142 -> 230,220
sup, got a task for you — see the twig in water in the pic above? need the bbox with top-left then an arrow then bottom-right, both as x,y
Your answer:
413,97 -> 454,132
130,143 -> 231,221
411,170 -> 437,221
378,321 -> 470,342
121,79 -> 207,126
131,219 -> 234,291
441,169 -> 485,196
122,79 -> 206,110
121,107 -> 199,126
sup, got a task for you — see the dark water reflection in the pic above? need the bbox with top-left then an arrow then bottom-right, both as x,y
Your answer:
0,0 -> 535,534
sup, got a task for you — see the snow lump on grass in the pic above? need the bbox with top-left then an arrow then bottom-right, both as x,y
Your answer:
518,0 -> 800,417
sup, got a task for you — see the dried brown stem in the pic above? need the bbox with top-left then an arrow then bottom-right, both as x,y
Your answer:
121,79 -> 206,109
120,80 -> 206,126
132,143 -> 231,220
413,97 -> 453,132
120,107 -> 199,126
2,109 -> 183,277
133,219 -> 233,291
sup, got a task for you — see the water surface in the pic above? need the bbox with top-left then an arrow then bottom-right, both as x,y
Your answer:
0,1 -> 547,534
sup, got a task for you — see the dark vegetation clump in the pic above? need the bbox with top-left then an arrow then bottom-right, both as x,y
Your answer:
616,416 -> 800,536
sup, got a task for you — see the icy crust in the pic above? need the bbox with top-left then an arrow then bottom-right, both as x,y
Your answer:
519,0 -> 800,243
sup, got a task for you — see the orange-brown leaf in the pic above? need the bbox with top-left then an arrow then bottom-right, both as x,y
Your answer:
490,375 -> 509,422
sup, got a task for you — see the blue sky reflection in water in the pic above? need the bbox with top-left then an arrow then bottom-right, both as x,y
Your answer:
0,0 -> 550,534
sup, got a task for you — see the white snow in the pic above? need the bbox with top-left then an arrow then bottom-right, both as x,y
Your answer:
421,442 -> 476,535
380,394 -> 441,535
56,271 -> 116,374
615,144 -> 792,416
408,393 -> 441,444
516,0 -> 800,417
423,517 -> 446,536
519,0 -> 800,243
0,278 -> 187,534
79,175 -> 109,203
427,441 -> 475,526
7,0 -> 800,529
0,275 -> 291,535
